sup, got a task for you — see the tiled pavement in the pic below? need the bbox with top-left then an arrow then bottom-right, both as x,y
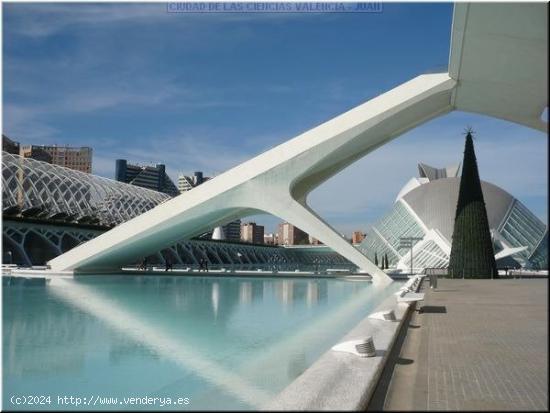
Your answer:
371,278 -> 548,411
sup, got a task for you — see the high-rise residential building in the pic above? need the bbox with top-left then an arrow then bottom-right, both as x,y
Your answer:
223,220 -> 242,242
115,159 -> 179,196
241,222 -> 265,244
277,222 -> 309,246
20,144 -> 92,173
178,171 -> 211,193
352,231 -> 366,244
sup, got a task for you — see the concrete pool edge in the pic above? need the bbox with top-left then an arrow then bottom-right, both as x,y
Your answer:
262,279 -> 420,411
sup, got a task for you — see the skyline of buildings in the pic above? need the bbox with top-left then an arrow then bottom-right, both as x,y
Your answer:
4,134 -> 481,247
3,135 -> 93,173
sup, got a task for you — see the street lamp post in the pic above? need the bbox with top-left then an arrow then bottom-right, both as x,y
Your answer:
399,237 -> 423,275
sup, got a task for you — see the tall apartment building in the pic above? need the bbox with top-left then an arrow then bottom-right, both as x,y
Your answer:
20,144 -> 92,173
352,231 -> 366,244
241,222 -> 265,244
115,159 -> 179,196
277,222 -> 309,246
223,220 -> 242,242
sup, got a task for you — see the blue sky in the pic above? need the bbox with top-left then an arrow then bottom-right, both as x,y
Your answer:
3,2 -> 548,234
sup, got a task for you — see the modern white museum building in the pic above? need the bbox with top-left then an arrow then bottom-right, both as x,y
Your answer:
359,164 -> 548,272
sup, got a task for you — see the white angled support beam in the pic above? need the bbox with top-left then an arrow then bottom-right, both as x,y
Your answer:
257,196 -> 390,284
48,73 -> 457,284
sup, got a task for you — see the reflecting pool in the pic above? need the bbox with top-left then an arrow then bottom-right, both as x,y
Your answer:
3,275 -> 401,410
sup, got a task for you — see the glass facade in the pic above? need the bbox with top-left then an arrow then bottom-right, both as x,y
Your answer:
375,201 -> 425,255
359,230 -> 400,266
498,200 -> 547,264
359,200 -> 425,266
400,240 -> 448,269
359,182 -> 547,271
527,233 -> 548,269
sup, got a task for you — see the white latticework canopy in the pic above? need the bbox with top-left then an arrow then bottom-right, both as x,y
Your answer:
2,151 -> 171,226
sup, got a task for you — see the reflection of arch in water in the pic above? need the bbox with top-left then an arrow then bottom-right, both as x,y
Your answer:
47,277 -> 271,407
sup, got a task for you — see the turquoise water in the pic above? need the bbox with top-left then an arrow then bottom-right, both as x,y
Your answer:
3,275 -> 401,410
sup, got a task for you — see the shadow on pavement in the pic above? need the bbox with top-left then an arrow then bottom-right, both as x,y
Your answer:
366,304 -> 416,411
395,357 -> 414,365
419,305 -> 447,314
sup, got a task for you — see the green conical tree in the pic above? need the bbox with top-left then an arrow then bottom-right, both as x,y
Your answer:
384,253 -> 389,270
374,252 -> 379,267
448,131 -> 497,278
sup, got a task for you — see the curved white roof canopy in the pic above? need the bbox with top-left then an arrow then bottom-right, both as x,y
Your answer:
450,3 -> 548,132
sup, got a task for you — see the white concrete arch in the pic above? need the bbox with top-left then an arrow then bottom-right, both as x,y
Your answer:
48,73 -> 455,283
48,3 -> 547,284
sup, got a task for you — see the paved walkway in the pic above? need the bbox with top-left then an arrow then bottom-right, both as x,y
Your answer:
369,278 -> 548,411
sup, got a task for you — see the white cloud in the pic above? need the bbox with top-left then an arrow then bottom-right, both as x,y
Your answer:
4,3 -> 312,39
4,4 -> 169,38
91,130 -> 254,183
